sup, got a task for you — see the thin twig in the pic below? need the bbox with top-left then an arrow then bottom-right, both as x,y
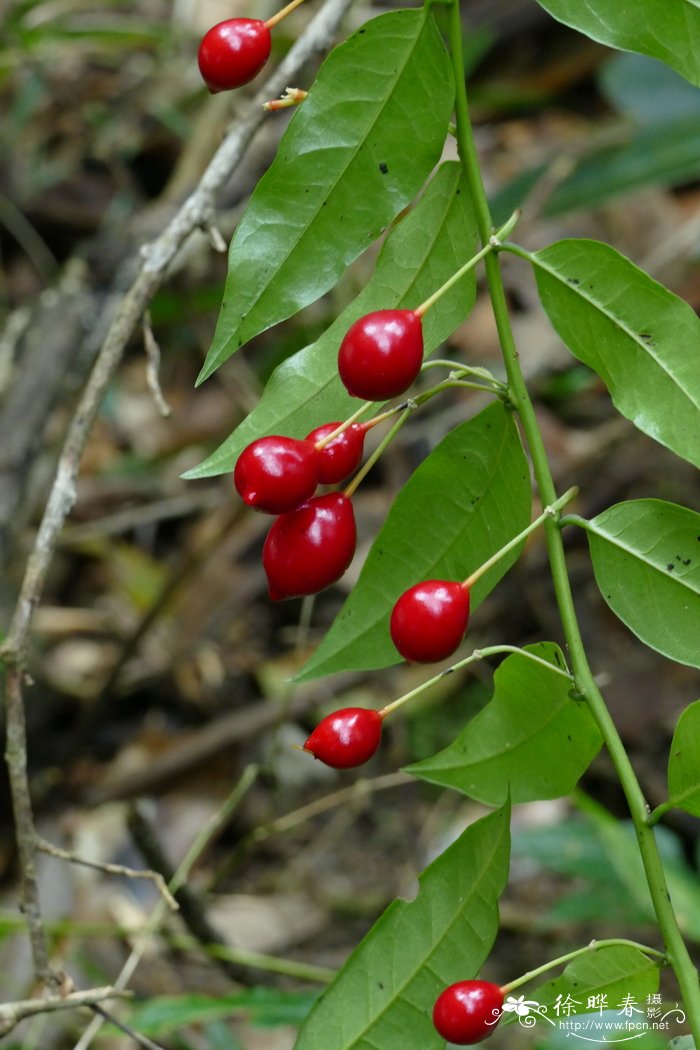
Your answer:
36,838 -> 179,912
127,802 -> 255,985
0,0 -> 353,994
142,311 -> 171,418
71,765 -> 259,1050
0,987 -> 130,1038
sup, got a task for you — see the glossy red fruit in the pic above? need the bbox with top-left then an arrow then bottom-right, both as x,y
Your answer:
303,707 -> 383,768
338,309 -> 424,400
306,422 -> 366,484
390,580 -> 470,663
262,493 -> 356,600
433,980 -> 504,1045
198,19 -> 271,93
234,435 -> 319,514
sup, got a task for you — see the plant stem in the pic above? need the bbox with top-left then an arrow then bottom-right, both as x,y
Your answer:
313,402 -> 372,448
378,643 -> 573,720
502,939 -> 667,994
461,487 -> 577,591
414,210 -> 520,319
343,409 -> 411,498
265,0 -> 308,29
445,0 -> 700,1037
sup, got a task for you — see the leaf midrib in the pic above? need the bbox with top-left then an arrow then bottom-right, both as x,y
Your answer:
586,516 -> 700,600
218,9 -> 439,363
531,247 -> 700,416
335,816 -> 507,1050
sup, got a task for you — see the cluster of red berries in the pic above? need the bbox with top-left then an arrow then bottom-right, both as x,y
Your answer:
233,306 -> 474,766
235,425 -> 365,601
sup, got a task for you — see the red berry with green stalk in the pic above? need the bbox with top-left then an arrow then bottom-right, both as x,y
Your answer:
338,309 -> 424,401
262,492 -> 356,600
234,435 -> 319,514
390,488 -> 578,663
337,214 -> 522,402
305,421 -> 366,484
197,0 -> 307,93
432,980 -> 504,1045
303,707 -> 384,769
390,580 -> 470,664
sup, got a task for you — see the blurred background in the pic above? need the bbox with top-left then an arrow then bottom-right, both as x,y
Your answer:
0,0 -> 699,1046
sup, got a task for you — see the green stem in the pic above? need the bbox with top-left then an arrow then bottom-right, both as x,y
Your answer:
313,402 -> 373,448
265,0 -> 308,29
343,409 -> 410,498
379,643 -> 573,719
445,0 -> 700,1037
502,939 -> 667,995
414,210 -> 520,318
462,487 -> 577,591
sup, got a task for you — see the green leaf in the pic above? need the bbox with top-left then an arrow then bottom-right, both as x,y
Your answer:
407,643 -> 601,804
583,499 -> 700,669
524,944 -> 663,1041
525,239 -> 700,470
599,53 -> 700,126
491,118 -> 700,222
667,700 -> 700,817
580,796 -> 700,942
294,803 -> 510,1050
198,8 -> 454,382
511,811 -> 700,941
124,989 -> 318,1036
531,0 -> 700,87
529,945 -> 659,1024
297,402 -> 531,680
185,161 -> 477,479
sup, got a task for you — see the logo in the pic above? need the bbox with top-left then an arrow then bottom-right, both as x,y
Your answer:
492,992 -> 687,1044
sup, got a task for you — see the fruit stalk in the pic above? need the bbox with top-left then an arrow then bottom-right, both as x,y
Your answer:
413,209 -> 520,319
378,643 -> 573,719
445,0 -> 700,1036
460,486 -> 577,591
265,0 -> 309,29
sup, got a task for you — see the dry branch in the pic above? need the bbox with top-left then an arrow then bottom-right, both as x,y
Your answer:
0,987 -> 130,1038
1,0 -> 353,996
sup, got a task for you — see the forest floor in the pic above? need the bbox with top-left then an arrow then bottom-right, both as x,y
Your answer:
1,1 -> 699,1047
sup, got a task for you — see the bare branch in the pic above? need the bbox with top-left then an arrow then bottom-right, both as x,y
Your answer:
1,0 -> 353,995
0,987 -> 130,1038
36,837 -> 179,912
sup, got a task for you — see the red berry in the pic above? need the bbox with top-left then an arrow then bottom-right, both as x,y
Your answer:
306,422 -> 366,484
262,492 -> 356,600
390,580 -> 470,663
338,309 -> 424,400
234,435 -> 319,514
433,980 -> 503,1045
303,707 -> 383,768
198,19 -> 271,93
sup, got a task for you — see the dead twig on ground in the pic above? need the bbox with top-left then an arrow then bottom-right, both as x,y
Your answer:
0,0 -> 353,1008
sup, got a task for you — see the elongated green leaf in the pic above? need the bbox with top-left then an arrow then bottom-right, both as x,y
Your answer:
532,0 -> 700,87
599,53 -> 700,127
407,643 -> 601,804
491,118 -> 700,222
668,700 -> 700,817
186,161 -> 477,479
125,989 -> 318,1036
297,402 -> 531,680
583,499 -> 700,669
525,239 -> 700,469
529,945 -> 659,1021
198,8 -> 454,382
294,804 -> 510,1050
